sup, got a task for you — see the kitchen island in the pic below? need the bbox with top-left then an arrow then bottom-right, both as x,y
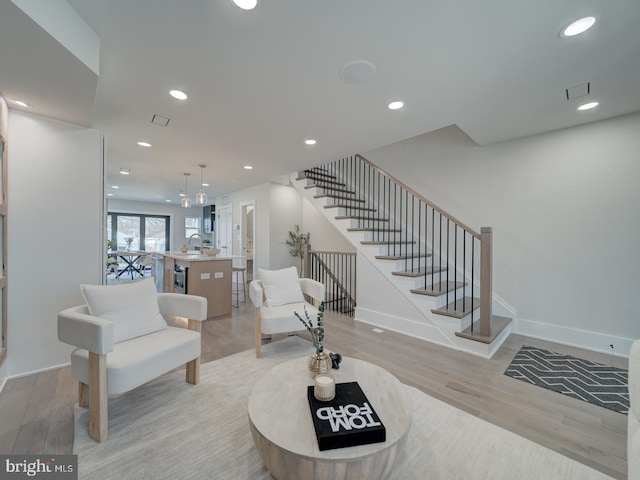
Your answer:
160,251 -> 232,318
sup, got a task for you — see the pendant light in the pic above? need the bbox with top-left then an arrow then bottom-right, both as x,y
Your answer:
181,173 -> 192,208
196,164 -> 208,205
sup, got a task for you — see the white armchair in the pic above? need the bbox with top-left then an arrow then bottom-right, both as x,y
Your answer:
58,278 -> 207,442
250,267 -> 324,357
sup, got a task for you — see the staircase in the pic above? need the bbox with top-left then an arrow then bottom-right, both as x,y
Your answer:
306,248 -> 357,316
292,155 -> 513,358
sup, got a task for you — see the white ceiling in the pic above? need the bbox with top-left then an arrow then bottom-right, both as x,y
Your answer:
2,0 -> 640,204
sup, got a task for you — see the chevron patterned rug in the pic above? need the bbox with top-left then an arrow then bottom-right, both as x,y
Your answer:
505,346 -> 629,414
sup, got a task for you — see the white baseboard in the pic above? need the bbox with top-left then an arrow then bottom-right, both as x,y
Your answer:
515,318 -> 634,358
354,307 -> 455,349
6,361 -> 71,382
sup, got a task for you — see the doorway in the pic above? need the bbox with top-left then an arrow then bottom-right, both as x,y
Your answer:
217,204 -> 232,257
240,201 -> 255,281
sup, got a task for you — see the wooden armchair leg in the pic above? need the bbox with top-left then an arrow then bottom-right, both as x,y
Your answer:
255,308 -> 262,358
186,319 -> 201,385
186,357 -> 200,385
78,381 -> 89,408
88,352 -> 108,442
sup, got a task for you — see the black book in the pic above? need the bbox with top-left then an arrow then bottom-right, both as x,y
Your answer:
307,381 -> 386,451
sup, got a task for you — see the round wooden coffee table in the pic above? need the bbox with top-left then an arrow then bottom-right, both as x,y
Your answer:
247,356 -> 412,480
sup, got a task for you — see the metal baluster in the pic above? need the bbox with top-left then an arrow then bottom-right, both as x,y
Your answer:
446,218 -> 450,307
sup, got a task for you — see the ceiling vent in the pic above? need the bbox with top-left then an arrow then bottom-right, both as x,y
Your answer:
566,82 -> 590,100
151,114 -> 170,127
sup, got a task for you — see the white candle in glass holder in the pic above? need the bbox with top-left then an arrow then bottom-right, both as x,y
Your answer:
314,374 -> 336,401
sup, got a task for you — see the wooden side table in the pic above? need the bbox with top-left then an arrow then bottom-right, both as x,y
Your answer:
248,356 -> 412,480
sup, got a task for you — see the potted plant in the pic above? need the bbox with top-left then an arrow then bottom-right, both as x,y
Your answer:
295,303 -> 332,375
286,224 -> 310,276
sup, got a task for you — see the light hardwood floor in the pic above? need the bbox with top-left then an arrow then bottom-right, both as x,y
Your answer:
0,304 -> 628,479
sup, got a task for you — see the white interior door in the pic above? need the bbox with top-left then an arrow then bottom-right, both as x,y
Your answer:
217,205 -> 232,256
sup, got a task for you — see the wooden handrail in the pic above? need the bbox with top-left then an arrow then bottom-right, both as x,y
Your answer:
355,154 -> 481,238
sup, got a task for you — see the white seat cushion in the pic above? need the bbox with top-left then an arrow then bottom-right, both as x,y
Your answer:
81,278 -> 167,343
260,302 -> 318,335
71,326 -> 200,395
258,267 -> 305,307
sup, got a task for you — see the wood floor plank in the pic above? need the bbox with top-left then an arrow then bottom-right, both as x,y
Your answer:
0,303 -> 628,479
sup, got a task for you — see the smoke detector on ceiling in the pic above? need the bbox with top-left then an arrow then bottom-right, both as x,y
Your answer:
339,60 -> 377,85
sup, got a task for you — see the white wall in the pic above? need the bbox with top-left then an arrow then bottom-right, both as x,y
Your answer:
216,182 -> 306,275
0,96 -> 7,387
269,184 -> 303,271
7,111 -> 103,377
364,113 -> 640,352
302,197 -> 354,253
107,198 -> 207,251
217,182 -> 271,271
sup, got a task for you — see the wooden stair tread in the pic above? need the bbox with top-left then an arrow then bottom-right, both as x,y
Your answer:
392,266 -> 447,277
361,240 -> 415,245
302,170 -> 337,180
296,175 -> 345,186
455,315 -> 512,344
305,184 -> 356,195
335,215 -> 389,222
314,194 -> 365,203
375,253 -> 431,260
410,281 -> 466,296
324,205 -> 377,212
431,297 -> 480,319
347,227 -> 402,232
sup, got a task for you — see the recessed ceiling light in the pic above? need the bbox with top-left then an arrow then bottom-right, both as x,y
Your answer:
304,139 -> 317,146
577,101 -> 599,111
244,165 -> 254,170
202,183 -> 210,187
111,185 -> 119,189
12,100 -> 32,108
233,0 -> 257,10
388,101 -> 404,110
169,89 -> 188,100
165,199 -> 172,203
179,192 -> 186,197
137,141 -> 152,147
106,193 -> 114,197
119,168 -> 131,175
561,16 -> 596,38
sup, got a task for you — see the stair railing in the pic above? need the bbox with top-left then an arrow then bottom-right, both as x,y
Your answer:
305,245 -> 357,317
307,154 -> 492,336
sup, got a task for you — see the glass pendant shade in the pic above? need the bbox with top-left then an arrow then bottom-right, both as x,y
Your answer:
196,191 -> 207,204
181,173 -> 192,208
196,164 -> 208,205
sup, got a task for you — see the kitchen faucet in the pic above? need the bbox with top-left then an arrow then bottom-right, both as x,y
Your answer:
188,233 -> 205,252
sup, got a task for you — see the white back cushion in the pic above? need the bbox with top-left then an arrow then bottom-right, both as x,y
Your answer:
258,267 -> 305,307
81,278 -> 167,343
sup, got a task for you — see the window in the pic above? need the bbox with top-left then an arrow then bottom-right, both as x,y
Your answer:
185,217 -> 201,238
107,212 -> 170,252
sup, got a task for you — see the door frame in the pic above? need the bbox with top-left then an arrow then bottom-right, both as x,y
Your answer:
240,201 -> 256,281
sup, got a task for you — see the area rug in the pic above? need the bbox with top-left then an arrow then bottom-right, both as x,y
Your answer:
74,337 -> 613,479
505,345 -> 629,414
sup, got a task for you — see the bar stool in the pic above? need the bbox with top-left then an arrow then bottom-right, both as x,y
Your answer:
232,266 -> 246,308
